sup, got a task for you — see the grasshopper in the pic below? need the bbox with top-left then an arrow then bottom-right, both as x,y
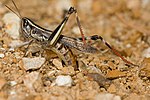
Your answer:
5,0 -> 137,69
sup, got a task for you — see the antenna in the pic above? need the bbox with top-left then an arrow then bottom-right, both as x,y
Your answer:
11,0 -> 22,18
5,5 -> 20,18
5,0 -> 22,19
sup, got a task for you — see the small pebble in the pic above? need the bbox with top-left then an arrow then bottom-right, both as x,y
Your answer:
0,48 -> 6,52
107,84 -> 117,93
8,48 -> 15,52
9,40 -> 23,48
126,43 -> 131,48
95,93 -> 121,100
52,59 -> 63,69
55,75 -> 72,87
61,66 -> 75,75
9,91 -> 16,95
0,53 -> 5,58
23,72 -> 39,91
9,81 -> 17,86
22,57 -> 45,70
142,47 -> 150,58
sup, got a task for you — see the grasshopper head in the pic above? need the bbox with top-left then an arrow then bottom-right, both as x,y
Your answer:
20,17 -> 33,39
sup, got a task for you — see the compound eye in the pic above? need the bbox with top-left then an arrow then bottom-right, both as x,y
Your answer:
24,20 -> 28,27
23,24 -> 31,34
26,25 -> 31,32
23,20 -> 31,32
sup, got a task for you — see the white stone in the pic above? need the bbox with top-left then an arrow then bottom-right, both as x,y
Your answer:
0,53 -> 5,58
9,40 -> 23,48
0,48 -> 5,52
2,13 -> 20,39
126,43 -> 131,48
22,57 -> 46,70
8,48 -> 15,52
55,75 -> 72,87
23,72 -> 39,91
9,81 -> 17,86
142,47 -> 150,58
95,93 -> 121,100
9,91 -> 16,95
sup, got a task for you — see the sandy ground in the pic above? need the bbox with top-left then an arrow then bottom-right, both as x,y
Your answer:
0,0 -> 150,100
